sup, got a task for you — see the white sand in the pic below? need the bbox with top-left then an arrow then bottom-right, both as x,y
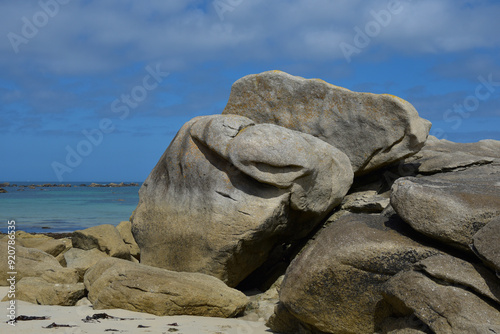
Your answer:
0,287 -> 271,334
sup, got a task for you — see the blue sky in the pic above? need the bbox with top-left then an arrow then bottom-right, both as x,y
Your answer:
1,0 -> 499,182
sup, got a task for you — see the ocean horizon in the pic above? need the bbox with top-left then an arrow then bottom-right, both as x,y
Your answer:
0,181 -> 141,233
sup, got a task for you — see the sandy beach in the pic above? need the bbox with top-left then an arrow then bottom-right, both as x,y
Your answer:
0,287 -> 270,334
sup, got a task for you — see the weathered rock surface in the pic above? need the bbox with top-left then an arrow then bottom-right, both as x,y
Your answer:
340,190 -> 390,213
417,254 -> 500,304
222,70 -> 431,175
0,231 -> 71,258
0,242 -> 63,286
391,175 -> 500,250
403,135 -> 500,174
84,258 -> 248,318
131,114 -> 353,287
72,224 -> 130,259
243,276 -> 283,322
116,221 -> 140,260
400,136 -> 500,176
473,215 -> 500,273
40,267 -> 80,284
383,270 -> 500,334
2,277 -> 85,306
64,248 -> 109,280
268,214 -> 440,334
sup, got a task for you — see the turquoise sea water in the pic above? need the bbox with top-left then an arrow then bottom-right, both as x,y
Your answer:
0,182 -> 141,233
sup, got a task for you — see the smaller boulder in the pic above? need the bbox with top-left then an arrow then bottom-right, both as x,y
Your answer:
340,190 -> 390,213
2,277 -> 85,306
391,176 -> 500,250
64,248 -> 109,281
382,270 -> 500,334
0,242 -> 62,285
116,221 -> 140,260
41,267 -> 80,284
472,215 -> 500,273
417,254 -> 500,304
72,224 -> 130,259
85,258 -> 248,318
8,232 -> 71,258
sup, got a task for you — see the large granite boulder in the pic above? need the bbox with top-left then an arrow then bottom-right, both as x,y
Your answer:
222,70 -> 431,175
473,215 -> 500,274
267,214 -> 440,334
84,258 -> 248,317
131,114 -> 353,287
391,171 -> 500,251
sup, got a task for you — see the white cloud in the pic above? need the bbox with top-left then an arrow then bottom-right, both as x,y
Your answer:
1,0 -> 499,75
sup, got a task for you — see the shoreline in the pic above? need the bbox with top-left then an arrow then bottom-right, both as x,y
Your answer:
0,182 -> 140,189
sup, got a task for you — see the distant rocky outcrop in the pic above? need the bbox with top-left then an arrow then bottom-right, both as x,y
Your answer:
222,70 -> 431,175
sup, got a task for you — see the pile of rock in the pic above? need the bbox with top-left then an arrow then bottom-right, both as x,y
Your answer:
130,71 -> 499,333
0,222 -> 247,318
2,71 -> 499,333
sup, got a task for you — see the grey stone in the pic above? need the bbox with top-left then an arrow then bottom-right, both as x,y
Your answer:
116,221 -> 140,260
473,215 -> 500,273
222,70 -> 431,175
417,254 -> 500,304
64,247 -> 109,281
84,258 -> 248,318
340,190 -> 390,213
2,277 -> 85,306
243,275 -> 283,322
1,231 -> 71,258
401,136 -> 500,175
391,176 -> 500,250
270,214 -> 440,334
0,241 -> 62,286
383,270 -> 500,334
40,267 -> 80,284
72,224 -> 130,259
131,114 -> 353,287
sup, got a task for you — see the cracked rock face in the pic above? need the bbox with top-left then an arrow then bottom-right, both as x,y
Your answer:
473,215 -> 500,273
391,174 -> 500,251
268,214 -> 440,334
131,115 -> 353,287
222,70 -> 431,175
383,269 -> 500,334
